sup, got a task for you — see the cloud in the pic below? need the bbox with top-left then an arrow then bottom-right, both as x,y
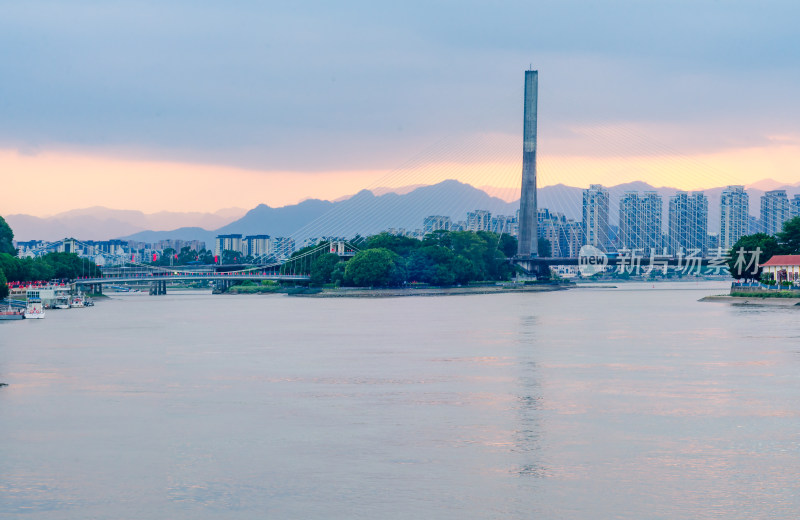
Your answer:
0,0 -> 798,174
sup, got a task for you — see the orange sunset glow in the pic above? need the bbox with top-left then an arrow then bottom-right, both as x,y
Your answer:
3,140 -> 798,216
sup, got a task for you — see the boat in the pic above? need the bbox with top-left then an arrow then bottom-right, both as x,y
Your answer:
69,296 -> 85,308
0,305 -> 25,320
24,298 -> 46,319
54,296 -> 70,309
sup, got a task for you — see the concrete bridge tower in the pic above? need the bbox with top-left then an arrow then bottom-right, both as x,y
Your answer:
517,69 -> 539,258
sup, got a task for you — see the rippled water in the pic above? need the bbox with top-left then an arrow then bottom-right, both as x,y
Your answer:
1,282 -> 799,519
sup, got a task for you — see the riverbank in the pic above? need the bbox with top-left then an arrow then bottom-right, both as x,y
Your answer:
289,284 -> 568,298
699,295 -> 800,306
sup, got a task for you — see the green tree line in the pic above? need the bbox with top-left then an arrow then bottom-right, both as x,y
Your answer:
0,216 -> 102,298
306,231 -> 521,288
727,216 -> 800,281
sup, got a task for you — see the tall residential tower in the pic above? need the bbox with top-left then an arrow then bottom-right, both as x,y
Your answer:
761,190 -> 791,236
668,192 -> 708,256
719,186 -> 749,251
582,184 -> 610,251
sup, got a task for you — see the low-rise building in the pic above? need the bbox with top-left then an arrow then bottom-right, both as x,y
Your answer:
761,255 -> 800,284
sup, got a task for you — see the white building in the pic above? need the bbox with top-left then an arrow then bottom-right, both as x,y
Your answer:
423,215 -> 451,234
720,186 -> 749,251
582,184 -> 610,251
761,190 -> 791,236
243,235 -> 271,259
618,191 -> 663,255
669,191 -> 708,256
761,255 -> 800,284
214,234 -> 243,257
466,210 -> 491,232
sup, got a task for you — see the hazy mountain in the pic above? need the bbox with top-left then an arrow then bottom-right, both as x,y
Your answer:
6,207 -> 247,242
10,179 -> 800,244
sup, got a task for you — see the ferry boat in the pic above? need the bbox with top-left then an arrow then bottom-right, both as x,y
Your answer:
24,298 -> 46,319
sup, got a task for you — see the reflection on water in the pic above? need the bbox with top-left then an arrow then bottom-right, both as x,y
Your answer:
1,283 -> 799,519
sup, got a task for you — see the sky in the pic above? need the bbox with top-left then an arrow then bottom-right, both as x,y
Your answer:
2,0 -> 799,216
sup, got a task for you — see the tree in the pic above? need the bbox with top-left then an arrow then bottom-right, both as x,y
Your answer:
499,234 -> 518,258
0,268 -> 8,299
0,216 -> 15,256
538,238 -> 552,258
777,216 -> 800,254
344,248 -> 406,287
727,233 -> 781,281
221,249 -> 242,264
310,253 -> 341,285
365,233 -> 421,256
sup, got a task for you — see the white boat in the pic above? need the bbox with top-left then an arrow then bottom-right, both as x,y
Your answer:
24,298 -> 46,319
54,296 -> 70,309
69,296 -> 85,308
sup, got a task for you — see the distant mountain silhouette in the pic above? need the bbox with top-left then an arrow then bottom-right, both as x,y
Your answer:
112,180 -> 800,243
7,206 -> 247,242
9,179 -> 799,244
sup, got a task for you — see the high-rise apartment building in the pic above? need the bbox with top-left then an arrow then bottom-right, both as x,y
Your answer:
423,216 -> 451,234
720,186 -> 749,251
243,235 -> 271,259
618,192 -> 663,254
761,190 -> 791,236
537,208 -> 581,257
466,210 -> 491,232
668,192 -> 708,255
491,214 -> 517,236
272,237 -> 295,261
791,194 -> 800,218
214,234 -> 242,257
582,184 -> 610,251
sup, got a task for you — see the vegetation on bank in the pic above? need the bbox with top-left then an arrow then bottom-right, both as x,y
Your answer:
287,231 -> 523,288
0,215 -> 103,298
224,280 -> 321,295
730,291 -> 800,299
0,252 -> 101,283
728,216 -> 800,281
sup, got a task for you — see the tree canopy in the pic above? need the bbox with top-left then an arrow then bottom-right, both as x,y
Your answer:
344,248 -> 406,287
0,268 -> 8,299
777,216 -> 800,254
726,233 -> 781,281
0,252 -> 100,283
0,216 -> 16,256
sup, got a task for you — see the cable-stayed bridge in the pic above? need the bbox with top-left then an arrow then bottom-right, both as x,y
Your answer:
31,239 -> 361,295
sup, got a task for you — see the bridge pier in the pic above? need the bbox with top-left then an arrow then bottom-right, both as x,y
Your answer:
150,280 -> 167,295
514,258 -> 551,280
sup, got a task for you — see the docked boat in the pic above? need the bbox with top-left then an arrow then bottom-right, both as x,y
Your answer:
69,296 -> 85,308
24,298 -> 46,319
0,306 -> 25,320
54,296 -> 70,309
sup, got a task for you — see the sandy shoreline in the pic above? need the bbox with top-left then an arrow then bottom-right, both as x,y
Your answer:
699,295 -> 800,306
290,285 -> 569,298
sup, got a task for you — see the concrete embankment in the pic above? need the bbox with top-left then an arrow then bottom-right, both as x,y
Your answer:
699,295 -> 800,306
290,285 -> 568,298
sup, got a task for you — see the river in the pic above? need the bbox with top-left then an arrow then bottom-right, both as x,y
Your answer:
1,282 -> 798,519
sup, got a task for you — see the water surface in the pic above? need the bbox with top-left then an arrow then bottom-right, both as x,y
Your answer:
1,283 -> 798,518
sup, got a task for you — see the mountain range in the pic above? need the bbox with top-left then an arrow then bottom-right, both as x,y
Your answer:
6,179 -> 800,245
